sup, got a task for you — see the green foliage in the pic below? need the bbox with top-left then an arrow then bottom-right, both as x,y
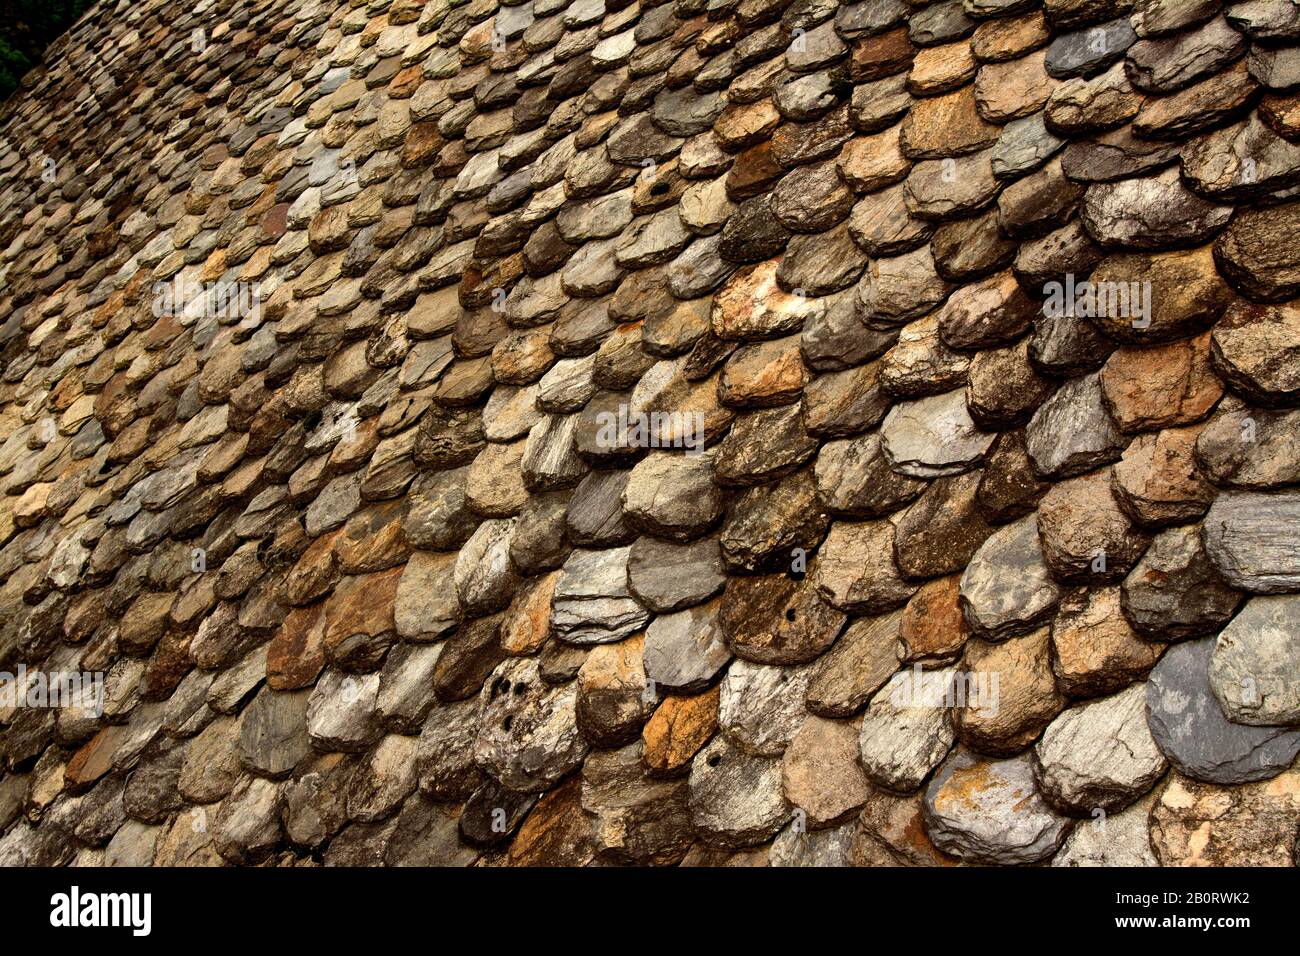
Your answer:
1,0 -> 99,103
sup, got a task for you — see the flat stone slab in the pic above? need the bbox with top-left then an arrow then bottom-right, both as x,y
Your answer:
1146,637 -> 1300,784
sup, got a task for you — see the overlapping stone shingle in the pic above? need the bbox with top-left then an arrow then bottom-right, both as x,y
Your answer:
0,0 -> 1297,869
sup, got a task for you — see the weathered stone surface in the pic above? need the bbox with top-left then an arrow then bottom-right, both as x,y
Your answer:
1046,63 -> 1143,134
718,658 -> 815,758
1045,17 -> 1136,78
1122,524 -> 1243,640
581,743 -> 693,865
992,112 -> 1065,179
998,156 -> 1084,239
1051,586 -> 1164,697
976,50 -> 1058,125
551,547 -> 649,645
576,636 -> 656,748
15,0 -> 1300,873
1131,0 -> 1220,38
1209,595 -> 1300,726
932,207 -> 1020,283
838,125 -> 911,194
806,610 -> 904,718
643,599 -> 731,693
415,698 -> 483,803
238,687 -> 311,780
1125,16 -> 1247,95
852,784 -> 960,867
1214,202 -> 1300,303
900,575 -> 970,667
937,271 -> 1037,351
716,569 -> 845,667
1112,425 -> 1217,530
627,536 -> 726,614
881,389 -> 995,479
1052,790 -> 1158,866
923,750 -> 1073,864
712,259 -> 823,340
308,670 -> 382,753
1083,167 -> 1234,251
719,468 -> 830,573
1026,372 -> 1127,480
394,550 -> 460,640
1133,60 -> 1258,140
893,471 -> 995,580
816,431 -> 928,518
851,74 -> 912,133
1210,299 -> 1300,406
858,666 -> 958,791
1033,684 -> 1167,814
815,521 -> 919,614
476,657 -> 588,792
1195,399 -> 1300,491
1183,114 -> 1300,203
900,86 -> 1000,159
848,184 -> 935,259
1036,469 -> 1152,584
346,734 -> 420,824
879,315 -> 971,399
967,339 -> 1056,429
454,520 -> 520,616
642,687 -> 719,777
688,736 -> 791,849
958,627 -> 1066,754
905,151 -> 1001,222
960,516 -> 1063,640
782,715 -> 871,828
1150,768 -> 1300,866
1146,638 -> 1300,784
1203,490 -> 1300,593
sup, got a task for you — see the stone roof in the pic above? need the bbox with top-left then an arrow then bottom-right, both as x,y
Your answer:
0,0 -> 1299,867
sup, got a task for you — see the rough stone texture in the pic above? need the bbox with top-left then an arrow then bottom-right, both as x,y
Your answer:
923,750 -> 1073,864
475,658 -> 589,792
1146,638 -> 1300,784
1051,791 -> 1158,866
1209,595 -> 1300,726
1026,372 -> 1127,480
1203,491 -> 1300,593
3,0 -> 1296,871
1032,684 -> 1168,814
782,715 -> 871,828
688,737 -> 790,849
858,666 -> 958,792
957,628 -> 1067,755
1210,299 -> 1300,406
1051,587 -> 1164,697
960,517 -> 1063,640
1036,469 -> 1151,584
1122,524 -> 1243,641
1150,769 -> 1300,866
